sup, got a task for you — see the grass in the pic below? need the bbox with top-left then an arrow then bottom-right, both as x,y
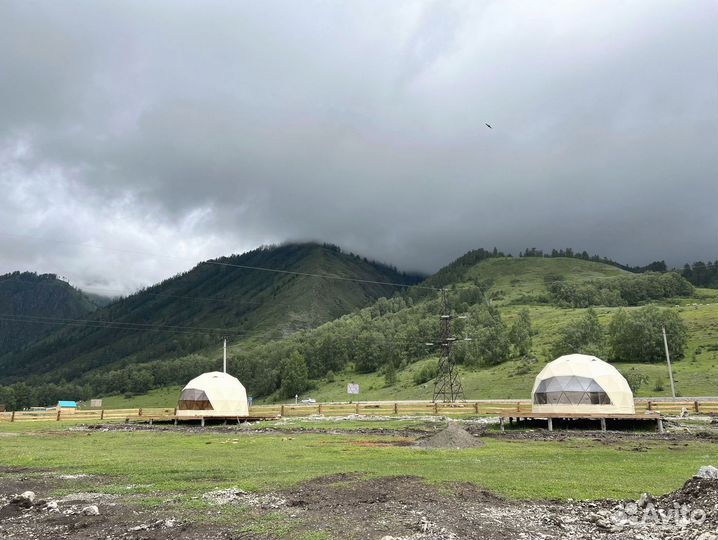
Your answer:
0,422 -> 714,501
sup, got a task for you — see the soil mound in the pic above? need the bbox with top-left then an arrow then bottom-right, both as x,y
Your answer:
415,423 -> 484,449
658,477 -> 717,512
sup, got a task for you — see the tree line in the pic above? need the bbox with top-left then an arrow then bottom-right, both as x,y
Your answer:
547,272 -> 694,308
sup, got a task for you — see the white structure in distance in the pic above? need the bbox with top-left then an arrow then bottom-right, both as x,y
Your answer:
176,371 -> 249,417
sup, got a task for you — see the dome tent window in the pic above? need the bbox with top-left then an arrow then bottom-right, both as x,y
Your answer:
533,376 -> 611,406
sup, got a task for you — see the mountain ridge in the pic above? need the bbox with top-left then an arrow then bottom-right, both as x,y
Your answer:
0,242 -> 422,385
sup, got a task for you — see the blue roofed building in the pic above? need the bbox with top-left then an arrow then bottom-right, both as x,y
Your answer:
57,401 -> 78,409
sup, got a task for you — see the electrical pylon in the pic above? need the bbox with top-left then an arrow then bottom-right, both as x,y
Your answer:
431,288 -> 465,402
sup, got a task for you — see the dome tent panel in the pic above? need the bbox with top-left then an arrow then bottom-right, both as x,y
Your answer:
531,354 -> 635,414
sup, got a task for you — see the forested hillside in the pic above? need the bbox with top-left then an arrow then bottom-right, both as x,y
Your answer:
0,272 -> 100,356
0,243 -> 421,388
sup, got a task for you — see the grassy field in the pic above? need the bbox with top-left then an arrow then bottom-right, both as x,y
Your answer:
0,420 -> 714,501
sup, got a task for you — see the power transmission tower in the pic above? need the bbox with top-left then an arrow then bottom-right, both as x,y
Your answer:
430,288 -> 466,402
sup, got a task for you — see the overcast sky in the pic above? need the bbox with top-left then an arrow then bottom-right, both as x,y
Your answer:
1,0 -> 716,294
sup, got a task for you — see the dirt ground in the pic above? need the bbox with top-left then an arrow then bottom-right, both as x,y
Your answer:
68,416 -> 718,444
1,421 -> 716,539
1,467 -> 716,540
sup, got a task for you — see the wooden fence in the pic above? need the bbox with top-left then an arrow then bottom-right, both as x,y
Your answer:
0,399 -> 715,423
0,407 -> 176,423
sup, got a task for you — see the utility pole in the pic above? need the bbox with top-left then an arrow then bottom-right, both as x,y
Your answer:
430,289 -> 466,402
223,338 -> 227,374
662,326 -> 676,398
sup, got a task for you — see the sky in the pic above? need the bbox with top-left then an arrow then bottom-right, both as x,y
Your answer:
1,0 -> 716,295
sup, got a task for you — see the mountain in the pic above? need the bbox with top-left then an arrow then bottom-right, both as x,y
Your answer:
0,272 -> 100,356
0,243 -> 422,385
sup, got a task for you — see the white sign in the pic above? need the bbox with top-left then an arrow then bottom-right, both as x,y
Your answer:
347,383 -> 360,395
90,399 -> 102,408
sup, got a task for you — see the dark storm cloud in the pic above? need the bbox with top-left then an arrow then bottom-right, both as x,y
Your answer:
0,0 -> 715,292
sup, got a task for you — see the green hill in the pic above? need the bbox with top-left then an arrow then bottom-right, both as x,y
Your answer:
0,272 -> 100,356
0,243 -> 421,388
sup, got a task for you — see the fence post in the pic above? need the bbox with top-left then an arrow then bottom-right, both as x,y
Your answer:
138,408 -> 143,417
318,404 -> 323,415
694,400 -> 699,413
474,402 -> 479,414
355,403 -> 360,414
100,409 -> 104,420
647,401 -> 652,411
433,402 -> 438,415
10,411 -> 15,422
280,405 -> 285,417
516,401 -> 521,412
56,408 -> 61,421
394,402 -> 398,415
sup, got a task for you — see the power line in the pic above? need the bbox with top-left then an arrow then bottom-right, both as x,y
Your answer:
0,313 -> 284,338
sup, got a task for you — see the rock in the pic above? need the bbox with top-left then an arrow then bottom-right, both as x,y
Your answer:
11,491 -> 36,508
81,505 -> 100,516
637,493 -> 654,508
44,501 -> 59,512
695,465 -> 718,480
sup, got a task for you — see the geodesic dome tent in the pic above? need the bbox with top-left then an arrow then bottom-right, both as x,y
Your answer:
176,372 -> 249,417
531,354 -> 635,414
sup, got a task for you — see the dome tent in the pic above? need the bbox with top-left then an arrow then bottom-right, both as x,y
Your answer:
176,372 -> 249,418
531,354 -> 635,414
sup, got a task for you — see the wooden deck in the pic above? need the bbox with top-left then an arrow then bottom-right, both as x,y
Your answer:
498,412 -> 665,432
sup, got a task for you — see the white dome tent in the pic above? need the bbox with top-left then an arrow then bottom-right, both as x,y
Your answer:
176,372 -> 249,418
531,354 -> 635,415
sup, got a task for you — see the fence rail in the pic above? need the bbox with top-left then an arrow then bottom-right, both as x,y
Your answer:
0,399 -> 715,423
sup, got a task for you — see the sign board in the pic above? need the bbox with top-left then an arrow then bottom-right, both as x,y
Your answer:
90,399 -> 102,408
347,383 -> 360,395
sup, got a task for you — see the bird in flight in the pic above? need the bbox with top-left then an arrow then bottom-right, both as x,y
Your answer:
485,123 -> 493,129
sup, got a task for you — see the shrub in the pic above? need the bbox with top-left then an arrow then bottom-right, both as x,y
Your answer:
607,306 -> 687,363
413,362 -> 439,385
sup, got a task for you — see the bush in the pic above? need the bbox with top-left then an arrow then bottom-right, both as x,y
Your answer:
279,351 -> 310,398
413,362 -> 439,385
551,308 -> 604,358
623,368 -> 648,393
383,363 -> 397,387
607,306 -> 687,363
